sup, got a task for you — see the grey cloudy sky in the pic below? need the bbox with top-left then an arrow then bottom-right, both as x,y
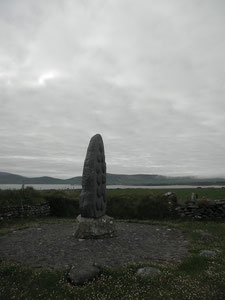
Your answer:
0,0 -> 225,178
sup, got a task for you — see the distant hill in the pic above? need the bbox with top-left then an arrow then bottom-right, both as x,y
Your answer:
106,173 -> 225,186
0,172 -> 12,176
0,171 -> 225,186
0,172 -> 78,184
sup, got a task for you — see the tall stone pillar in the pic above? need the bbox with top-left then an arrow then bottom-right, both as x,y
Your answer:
79,134 -> 106,218
74,134 -> 115,239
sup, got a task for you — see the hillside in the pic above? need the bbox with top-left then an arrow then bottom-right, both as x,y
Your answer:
106,173 -> 225,185
0,172 -> 76,184
0,172 -> 225,186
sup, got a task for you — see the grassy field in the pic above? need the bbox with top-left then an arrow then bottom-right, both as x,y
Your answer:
1,187 -> 225,207
106,187 -> 225,204
0,217 -> 225,300
41,186 -> 225,205
43,186 -> 225,203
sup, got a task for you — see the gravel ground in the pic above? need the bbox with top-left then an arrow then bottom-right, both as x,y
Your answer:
0,221 -> 188,270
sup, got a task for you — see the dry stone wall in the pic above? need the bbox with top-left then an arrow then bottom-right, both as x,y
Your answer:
175,200 -> 225,220
0,203 -> 50,220
1,197 -> 225,221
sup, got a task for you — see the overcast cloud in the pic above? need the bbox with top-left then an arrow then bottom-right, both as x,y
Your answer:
0,0 -> 225,178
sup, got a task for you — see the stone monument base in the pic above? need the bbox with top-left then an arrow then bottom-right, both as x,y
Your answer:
74,214 -> 115,239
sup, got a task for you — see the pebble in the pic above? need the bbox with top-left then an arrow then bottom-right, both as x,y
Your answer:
194,230 -> 214,241
200,250 -> 217,258
136,267 -> 161,277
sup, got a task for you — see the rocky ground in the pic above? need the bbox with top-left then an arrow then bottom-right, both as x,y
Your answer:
0,221 -> 188,270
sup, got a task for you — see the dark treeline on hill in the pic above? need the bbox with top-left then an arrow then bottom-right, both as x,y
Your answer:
0,171 -> 225,186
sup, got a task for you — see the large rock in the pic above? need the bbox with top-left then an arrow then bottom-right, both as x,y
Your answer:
79,134 -> 107,218
68,263 -> 100,285
74,214 -> 115,239
163,192 -> 177,205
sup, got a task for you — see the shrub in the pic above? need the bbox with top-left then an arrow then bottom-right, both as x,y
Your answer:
0,187 -> 44,207
0,188 -> 178,220
107,193 -> 177,220
45,191 -> 79,217
107,195 -> 140,219
137,195 -> 172,219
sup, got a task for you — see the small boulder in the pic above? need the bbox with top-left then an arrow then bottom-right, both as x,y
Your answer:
200,250 -> 217,258
136,267 -> 161,278
163,192 -> 178,210
68,264 -> 100,285
194,230 -> 214,241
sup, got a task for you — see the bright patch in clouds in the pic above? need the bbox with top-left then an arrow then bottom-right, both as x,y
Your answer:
38,71 -> 59,86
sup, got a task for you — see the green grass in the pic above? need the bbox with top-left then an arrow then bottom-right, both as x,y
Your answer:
106,187 -> 225,204
41,187 -> 225,204
41,188 -> 225,219
1,217 -> 225,299
0,187 -> 45,207
1,187 -> 225,208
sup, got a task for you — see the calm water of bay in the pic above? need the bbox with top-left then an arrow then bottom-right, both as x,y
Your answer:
0,184 -> 225,190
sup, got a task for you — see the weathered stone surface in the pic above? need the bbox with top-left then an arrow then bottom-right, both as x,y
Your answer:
200,250 -> 217,258
68,263 -> 100,285
162,192 -> 178,215
0,203 -> 50,220
176,199 -> 225,220
191,192 -> 198,202
74,214 -> 115,239
136,267 -> 161,277
79,134 -> 106,218
163,192 -> 177,206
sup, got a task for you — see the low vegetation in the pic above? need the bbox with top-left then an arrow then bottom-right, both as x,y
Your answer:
44,191 -> 79,217
1,186 -> 225,208
106,187 -> 225,203
0,187 -> 45,207
1,187 -> 225,220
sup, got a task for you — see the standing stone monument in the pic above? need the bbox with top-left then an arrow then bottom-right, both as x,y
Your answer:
74,134 -> 115,239
79,134 -> 106,218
